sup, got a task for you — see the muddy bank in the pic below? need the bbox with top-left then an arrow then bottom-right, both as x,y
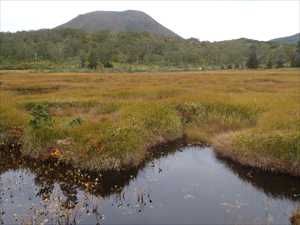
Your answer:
1,131 -> 300,178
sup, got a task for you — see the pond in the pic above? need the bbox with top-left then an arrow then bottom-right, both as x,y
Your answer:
0,145 -> 299,224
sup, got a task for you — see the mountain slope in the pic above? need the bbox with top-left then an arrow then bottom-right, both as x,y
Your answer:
56,10 -> 180,38
270,33 -> 300,44
1,29 -> 295,69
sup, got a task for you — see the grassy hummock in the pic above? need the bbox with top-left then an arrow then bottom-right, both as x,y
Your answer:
0,69 -> 299,174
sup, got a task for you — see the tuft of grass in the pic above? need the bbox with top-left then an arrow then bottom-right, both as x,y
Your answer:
22,125 -> 65,157
233,130 -> 300,161
213,129 -> 300,176
123,104 -> 182,140
77,104 -> 183,171
177,101 -> 262,144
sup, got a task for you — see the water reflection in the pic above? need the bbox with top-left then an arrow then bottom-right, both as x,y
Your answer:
0,145 -> 299,224
0,141 -> 185,199
217,154 -> 300,201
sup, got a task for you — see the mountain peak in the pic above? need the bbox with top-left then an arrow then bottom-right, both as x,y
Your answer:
57,10 -> 180,38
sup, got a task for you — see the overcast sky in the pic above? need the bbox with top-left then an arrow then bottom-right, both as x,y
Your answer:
1,0 -> 299,41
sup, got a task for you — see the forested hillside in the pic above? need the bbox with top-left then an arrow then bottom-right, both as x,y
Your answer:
0,28 -> 298,70
270,33 -> 300,45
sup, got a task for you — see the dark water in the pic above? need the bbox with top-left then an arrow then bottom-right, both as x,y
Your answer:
0,146 -> 299,225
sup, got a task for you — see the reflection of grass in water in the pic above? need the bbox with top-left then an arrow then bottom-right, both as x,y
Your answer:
0,148 -> 136,198
0,144 -> 299,224
0,143 -> 184,225
0,179 -> 4,225
216,153 -> 300,201
0,147 -> 130,223
24,189 -> 103,225
0,69 -> 299,174
0,140 -> 182,201
291,206 -> 300,225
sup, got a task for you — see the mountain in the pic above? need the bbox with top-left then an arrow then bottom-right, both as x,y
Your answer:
56,10 -> 180,38
270,33 -> 300,44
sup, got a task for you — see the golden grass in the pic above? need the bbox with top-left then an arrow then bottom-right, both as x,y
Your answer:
0,69 -> 299,173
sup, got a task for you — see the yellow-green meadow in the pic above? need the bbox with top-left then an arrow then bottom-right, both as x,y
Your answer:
1,69 -> 299,175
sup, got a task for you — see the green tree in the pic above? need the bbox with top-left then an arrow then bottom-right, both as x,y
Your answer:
291,40 -> 300,67
0,28 -> 296,69
266,57 -> 273,69
246,45 -> 259,69
275,54 -> 285,68
79,51 -> 86,68
87,50 -> 98,69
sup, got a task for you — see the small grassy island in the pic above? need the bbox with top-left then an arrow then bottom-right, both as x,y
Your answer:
0,69 -> 299,176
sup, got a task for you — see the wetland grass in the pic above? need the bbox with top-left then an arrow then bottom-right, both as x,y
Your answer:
0,69 -> 299,174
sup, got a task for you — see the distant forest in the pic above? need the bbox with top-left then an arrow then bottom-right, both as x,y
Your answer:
0,28 -> 299,70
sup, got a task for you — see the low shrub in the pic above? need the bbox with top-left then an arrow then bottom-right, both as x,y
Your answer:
29,103 -> 53,129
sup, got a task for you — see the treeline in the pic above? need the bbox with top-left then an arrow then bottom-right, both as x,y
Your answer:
0,28 -> 299,69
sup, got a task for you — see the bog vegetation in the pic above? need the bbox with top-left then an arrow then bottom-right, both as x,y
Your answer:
0,69 -> 299,175
0,29 -> 300,71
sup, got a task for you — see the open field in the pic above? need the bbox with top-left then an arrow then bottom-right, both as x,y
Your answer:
0,69 -> 299,175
